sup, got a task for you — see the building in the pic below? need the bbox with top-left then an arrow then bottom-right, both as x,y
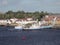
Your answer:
16,18 -> 37,24
41,14 -> 60,25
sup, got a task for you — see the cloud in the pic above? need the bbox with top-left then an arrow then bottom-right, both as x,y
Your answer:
2,0 -> 8,5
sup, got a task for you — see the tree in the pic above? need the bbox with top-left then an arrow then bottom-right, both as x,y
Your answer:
0,11 -> 47,19
37,11 -> 45,21
5,11 -> 15,18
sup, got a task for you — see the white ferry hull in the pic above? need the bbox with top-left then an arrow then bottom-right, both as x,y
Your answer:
23,25 -> 53,30
14,25 -> 53,30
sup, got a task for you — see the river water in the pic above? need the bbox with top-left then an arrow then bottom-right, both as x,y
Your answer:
0,27 -> 60,45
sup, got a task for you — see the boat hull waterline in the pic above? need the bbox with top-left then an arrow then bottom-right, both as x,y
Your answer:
14,25 -> 53,30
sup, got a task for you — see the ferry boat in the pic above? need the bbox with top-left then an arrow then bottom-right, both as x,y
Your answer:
14,17 -> 57,30
14,23 -> 53,30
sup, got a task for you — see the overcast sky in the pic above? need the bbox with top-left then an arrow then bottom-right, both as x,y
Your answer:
0,0 -> 60,13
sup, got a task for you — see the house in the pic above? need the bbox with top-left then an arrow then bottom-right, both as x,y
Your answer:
41,14 -> 60,25
16,18 -> 37,25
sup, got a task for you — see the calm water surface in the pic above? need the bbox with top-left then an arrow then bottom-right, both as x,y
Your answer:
0,27 -> 60,45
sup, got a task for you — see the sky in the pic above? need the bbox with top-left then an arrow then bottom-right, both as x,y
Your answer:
0,0 -> 60,13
